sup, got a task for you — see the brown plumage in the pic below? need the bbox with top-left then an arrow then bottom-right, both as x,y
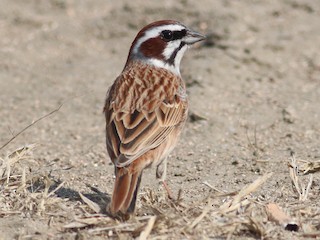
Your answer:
104,20 -> 205,217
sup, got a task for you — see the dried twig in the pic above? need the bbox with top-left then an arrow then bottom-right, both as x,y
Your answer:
79,192 -> 101,213
289,153 -> 313,201
188,199 -> 212,229
266,203 -> 299,232
0,104 -> 63,151
299,160 -> 320,174
220,172 -> 273,213
202,181 -> 226,193
139,216 -> 157,240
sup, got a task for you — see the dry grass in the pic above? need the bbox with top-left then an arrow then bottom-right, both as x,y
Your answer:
1,145 -> 320,239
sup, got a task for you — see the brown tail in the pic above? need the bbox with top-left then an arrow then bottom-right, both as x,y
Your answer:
109,168 -> 142,216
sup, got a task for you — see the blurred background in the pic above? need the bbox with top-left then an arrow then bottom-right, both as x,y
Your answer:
0,0 -> 319,238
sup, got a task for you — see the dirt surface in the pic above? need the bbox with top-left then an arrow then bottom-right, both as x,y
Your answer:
1,0 -> 320,239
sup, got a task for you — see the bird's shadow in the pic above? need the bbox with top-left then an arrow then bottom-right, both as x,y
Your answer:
29,177 -> 111,215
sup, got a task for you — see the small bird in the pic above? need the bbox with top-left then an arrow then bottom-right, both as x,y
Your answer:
104,20 -> 205,217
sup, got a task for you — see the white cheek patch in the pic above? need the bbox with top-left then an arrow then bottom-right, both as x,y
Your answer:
147,45 -> 187,76
162,41 -> 181,60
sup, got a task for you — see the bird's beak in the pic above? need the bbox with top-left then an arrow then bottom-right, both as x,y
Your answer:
184,29 -> 206,45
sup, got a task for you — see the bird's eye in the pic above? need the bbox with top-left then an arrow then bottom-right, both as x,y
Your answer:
161,30 -> 173,41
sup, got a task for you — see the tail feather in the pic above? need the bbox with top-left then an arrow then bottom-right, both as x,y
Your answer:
109,168 -> 142,216
123,172 -> 142,213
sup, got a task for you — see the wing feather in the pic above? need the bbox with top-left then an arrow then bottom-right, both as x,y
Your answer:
114,101 -> 185,167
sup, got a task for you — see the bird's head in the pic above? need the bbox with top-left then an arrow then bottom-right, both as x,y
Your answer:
126,20 -> 206,75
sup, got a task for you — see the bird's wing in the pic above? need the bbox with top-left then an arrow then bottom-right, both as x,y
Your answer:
104,69 -> 187,167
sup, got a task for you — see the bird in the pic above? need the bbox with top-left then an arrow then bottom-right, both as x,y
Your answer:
103,20 -> 205,217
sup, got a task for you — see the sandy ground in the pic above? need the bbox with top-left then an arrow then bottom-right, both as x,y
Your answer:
1,0 -> 320,239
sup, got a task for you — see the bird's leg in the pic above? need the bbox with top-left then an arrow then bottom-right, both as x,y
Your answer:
156,157 -> 173,199
156,157 -> 167,181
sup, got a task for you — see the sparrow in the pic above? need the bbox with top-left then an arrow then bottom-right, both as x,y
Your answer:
104,20 -> 205,217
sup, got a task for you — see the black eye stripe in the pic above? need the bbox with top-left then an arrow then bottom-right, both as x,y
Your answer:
172,29 -> 187,40
161,29 -> 187,41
